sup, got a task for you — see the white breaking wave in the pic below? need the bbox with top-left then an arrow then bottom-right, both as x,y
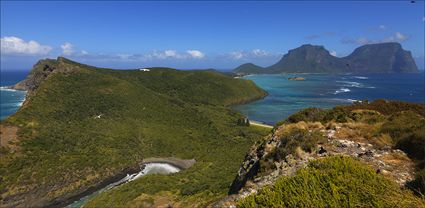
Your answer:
337,81 -> 362,88
328,98 -> 359,103
66,163 -> 181,208
0,86 -> 18,92
1,86 -> 27,108
0,86 -> 27,93
334,88 -> 351,94
347,99 -> 359,103
16,99 -> 25,107
128,163 -> 180,182
337,81 -> 375,89
354,76 -> 368,79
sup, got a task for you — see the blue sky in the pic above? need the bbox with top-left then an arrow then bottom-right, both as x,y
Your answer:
1,1 -> 424,70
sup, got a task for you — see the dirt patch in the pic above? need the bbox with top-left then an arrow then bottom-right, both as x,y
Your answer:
0,125 -> 20,152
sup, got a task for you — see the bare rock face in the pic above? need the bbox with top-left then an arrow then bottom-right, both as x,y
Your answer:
11,57 -> 85,92
228,144 -> 264,195
12,59 -> 59,91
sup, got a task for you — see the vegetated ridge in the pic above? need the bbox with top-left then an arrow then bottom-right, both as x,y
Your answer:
0,57 -> 269,207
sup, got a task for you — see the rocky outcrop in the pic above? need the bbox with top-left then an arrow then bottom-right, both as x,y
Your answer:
11,57 -> 83,93
10,57 -> 87,106
228,145 -> 264,195
217,120 -> 416,207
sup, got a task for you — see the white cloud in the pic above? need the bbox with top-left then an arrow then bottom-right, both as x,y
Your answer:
229,49 -> 274,60
61,42 -> 74,55
252,49 -> 268,57
230,51 -> 244,60
187,50 -> 205,59
342,32 -> 409,45
378,25 -> 386,30
81,50 -> 88,55
394,32 -> 407,41
330,51 -> 337,56
0,36 -> 52,55
164,50 -> 178,58
144,49 -> 201,60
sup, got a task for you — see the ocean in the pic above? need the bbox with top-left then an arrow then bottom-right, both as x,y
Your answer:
1,71 -> 424,124
0,71 -> 28,120
233,73 -> 425,125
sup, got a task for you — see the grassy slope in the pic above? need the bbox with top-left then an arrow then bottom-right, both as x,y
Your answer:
239,157 -> 425,207
0,59 -> 269,206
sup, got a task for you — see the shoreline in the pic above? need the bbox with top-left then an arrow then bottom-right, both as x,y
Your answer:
51,158 -> 195,208
46,165 -> 140,208
249,120 -> 273,129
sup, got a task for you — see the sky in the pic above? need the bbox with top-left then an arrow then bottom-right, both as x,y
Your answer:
1,1 -> 424,71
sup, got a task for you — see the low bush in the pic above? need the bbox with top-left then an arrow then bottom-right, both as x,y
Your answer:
239,157 -> 425,207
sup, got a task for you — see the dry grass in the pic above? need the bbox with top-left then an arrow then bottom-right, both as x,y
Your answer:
334,122 -> 391,149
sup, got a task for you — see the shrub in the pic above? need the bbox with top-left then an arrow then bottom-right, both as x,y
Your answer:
273,128 -> 325,161
238,157 -> 425,208
381,111 -> 425,160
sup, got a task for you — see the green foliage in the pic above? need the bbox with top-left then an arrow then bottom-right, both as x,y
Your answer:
275,100 -> 425,196
282,100 -> 425,126
281,108 -> 326,125
0,59 -> 270,206
381,111 -> 425,160
258,128 -> 326,175
347,99 -> 425,117
274,128 -> 325,160
239,157 -> 425,208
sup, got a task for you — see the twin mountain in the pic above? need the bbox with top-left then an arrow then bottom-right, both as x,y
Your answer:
234,42 -> 418,74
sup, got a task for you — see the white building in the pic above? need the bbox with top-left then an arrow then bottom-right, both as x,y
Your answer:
139,68 -> 150,72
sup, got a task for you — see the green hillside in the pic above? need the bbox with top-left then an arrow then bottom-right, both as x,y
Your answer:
0,58 -> 269,207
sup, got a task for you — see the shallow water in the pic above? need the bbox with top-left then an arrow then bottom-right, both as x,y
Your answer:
0,71 -> 28,120
234,73 -> 425,125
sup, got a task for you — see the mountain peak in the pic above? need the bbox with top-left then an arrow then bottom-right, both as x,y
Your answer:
234,63 -> 264,75
234,43 -> 418,74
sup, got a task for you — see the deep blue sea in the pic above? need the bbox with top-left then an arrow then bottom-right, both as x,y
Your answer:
0,71 -> 28,120
233,73 -> 425,125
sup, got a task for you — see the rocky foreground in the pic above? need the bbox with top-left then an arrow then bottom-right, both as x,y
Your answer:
215,102 -> 425,207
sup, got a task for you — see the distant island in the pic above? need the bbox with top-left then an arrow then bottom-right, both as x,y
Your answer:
234,42 -> 418,75
288,77 -> 305,81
